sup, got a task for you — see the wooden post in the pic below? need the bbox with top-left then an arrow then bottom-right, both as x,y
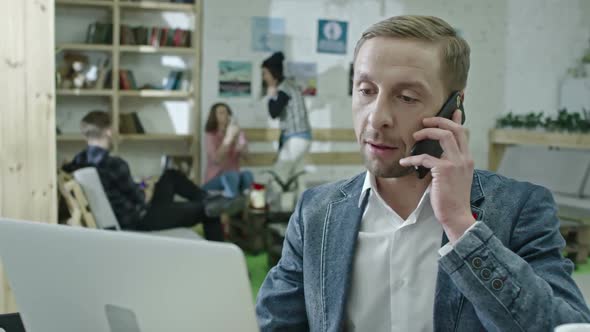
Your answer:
488,129 -> 507,172
191,0 -> 202,183
488,143 -> 507,172
0,0 -> 56,313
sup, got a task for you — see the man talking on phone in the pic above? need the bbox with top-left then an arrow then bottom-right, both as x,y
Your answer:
256,15 -> 590,331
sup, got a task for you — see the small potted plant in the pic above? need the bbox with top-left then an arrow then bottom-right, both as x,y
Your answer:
264,170 -> 306,212
581,109 -> 590,133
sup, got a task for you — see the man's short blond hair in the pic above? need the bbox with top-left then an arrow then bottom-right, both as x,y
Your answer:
80,111 -> 111,139
354,15 -> 470,93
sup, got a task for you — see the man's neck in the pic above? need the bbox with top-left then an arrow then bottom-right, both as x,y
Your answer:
87,139 -> 109,150
374,173 -> 432,220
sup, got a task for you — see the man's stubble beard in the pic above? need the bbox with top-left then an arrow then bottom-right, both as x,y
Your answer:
360,144 -> 414,178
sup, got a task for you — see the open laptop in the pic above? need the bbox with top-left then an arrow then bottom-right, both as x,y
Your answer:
0,218 -> 259,332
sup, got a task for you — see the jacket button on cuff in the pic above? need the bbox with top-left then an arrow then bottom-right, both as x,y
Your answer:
471,257 -> 483,269
480,268 -> 492,280
492,279 -> 504,291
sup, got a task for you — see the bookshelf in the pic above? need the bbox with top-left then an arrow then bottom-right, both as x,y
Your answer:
118,89 -> 192,98
118,1 -> 195,11
57,135 -> 86,142
55,0 -> 202,181
57,89 -> 114,96
56,0 -> 115,9
119,45 -> 196,54
56,43 -> 114,52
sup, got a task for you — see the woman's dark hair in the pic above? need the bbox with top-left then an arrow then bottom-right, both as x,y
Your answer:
262,52 -> 285,82
205,102 -> 233,133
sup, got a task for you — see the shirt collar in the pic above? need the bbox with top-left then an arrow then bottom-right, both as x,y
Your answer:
86,145 -> 109,165
359,171 -> 372,207
358,170 -> 432,209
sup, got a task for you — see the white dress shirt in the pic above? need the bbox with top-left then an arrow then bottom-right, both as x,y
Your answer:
345,171 -> 444,332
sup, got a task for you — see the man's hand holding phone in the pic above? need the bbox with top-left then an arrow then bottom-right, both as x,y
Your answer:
399,109 -> 475,244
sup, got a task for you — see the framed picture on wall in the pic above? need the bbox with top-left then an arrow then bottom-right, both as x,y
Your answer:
218,61 -> 252,97
317,19 -> 348,55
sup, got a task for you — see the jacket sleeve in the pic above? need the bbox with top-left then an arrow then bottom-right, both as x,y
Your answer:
439,186 -> 590,331
268,90 -> 290,119
256,192 -> 309,331
115,159 -> 145,205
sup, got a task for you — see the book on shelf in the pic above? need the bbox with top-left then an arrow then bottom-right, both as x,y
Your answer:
104,69 -> 113,89
172,29 -> 183,47
85,22 -> 113,44
133,27 -> 149,45
119,112 -> 145,134
115,70 -> 187,91
93,58 -> 111,89
119,70 -> 138,90
164,71 -> 184,90
119,25 -> 191,47
120,25 -> 136,45
159,28 -> 169,48
149,27 -> 160,47
184,30 -> 192,47
131,113 -> 145,134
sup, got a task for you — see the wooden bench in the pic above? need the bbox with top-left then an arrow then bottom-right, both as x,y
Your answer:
242,128 -> 361,167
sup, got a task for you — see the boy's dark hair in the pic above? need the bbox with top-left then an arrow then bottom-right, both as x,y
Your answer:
80,110 -> 111,139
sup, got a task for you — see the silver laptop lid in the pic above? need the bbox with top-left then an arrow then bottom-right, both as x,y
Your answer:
0,219 -> 259,332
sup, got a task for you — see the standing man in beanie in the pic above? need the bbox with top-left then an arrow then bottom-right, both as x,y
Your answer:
262,52 -> 312,196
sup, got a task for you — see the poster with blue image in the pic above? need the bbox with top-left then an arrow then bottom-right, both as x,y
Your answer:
317,19 -> 348,54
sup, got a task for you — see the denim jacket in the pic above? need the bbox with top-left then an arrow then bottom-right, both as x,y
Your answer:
256,170 -> 590,331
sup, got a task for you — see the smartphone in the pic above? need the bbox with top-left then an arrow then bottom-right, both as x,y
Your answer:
409,91 -> 466,179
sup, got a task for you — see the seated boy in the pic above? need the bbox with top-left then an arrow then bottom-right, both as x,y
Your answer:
63,111 -> 242,241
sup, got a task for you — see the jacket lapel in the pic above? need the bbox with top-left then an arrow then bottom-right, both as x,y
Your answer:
321,173 -> 366,332
434,171 -> 486,331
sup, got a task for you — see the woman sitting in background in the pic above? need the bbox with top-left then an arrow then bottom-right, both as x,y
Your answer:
203,102 -> 254,198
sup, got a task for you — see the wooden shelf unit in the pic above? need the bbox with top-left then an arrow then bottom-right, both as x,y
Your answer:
56,43 -> 114,52
56,135 -> 86,142
55,0 -> 202,179
488,129 -> 590,171
119,45 -> 196,55
118,89 -> 192,98
55,0 -> 114,9
57,89 -> 114,97
118,1 -> 195,12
